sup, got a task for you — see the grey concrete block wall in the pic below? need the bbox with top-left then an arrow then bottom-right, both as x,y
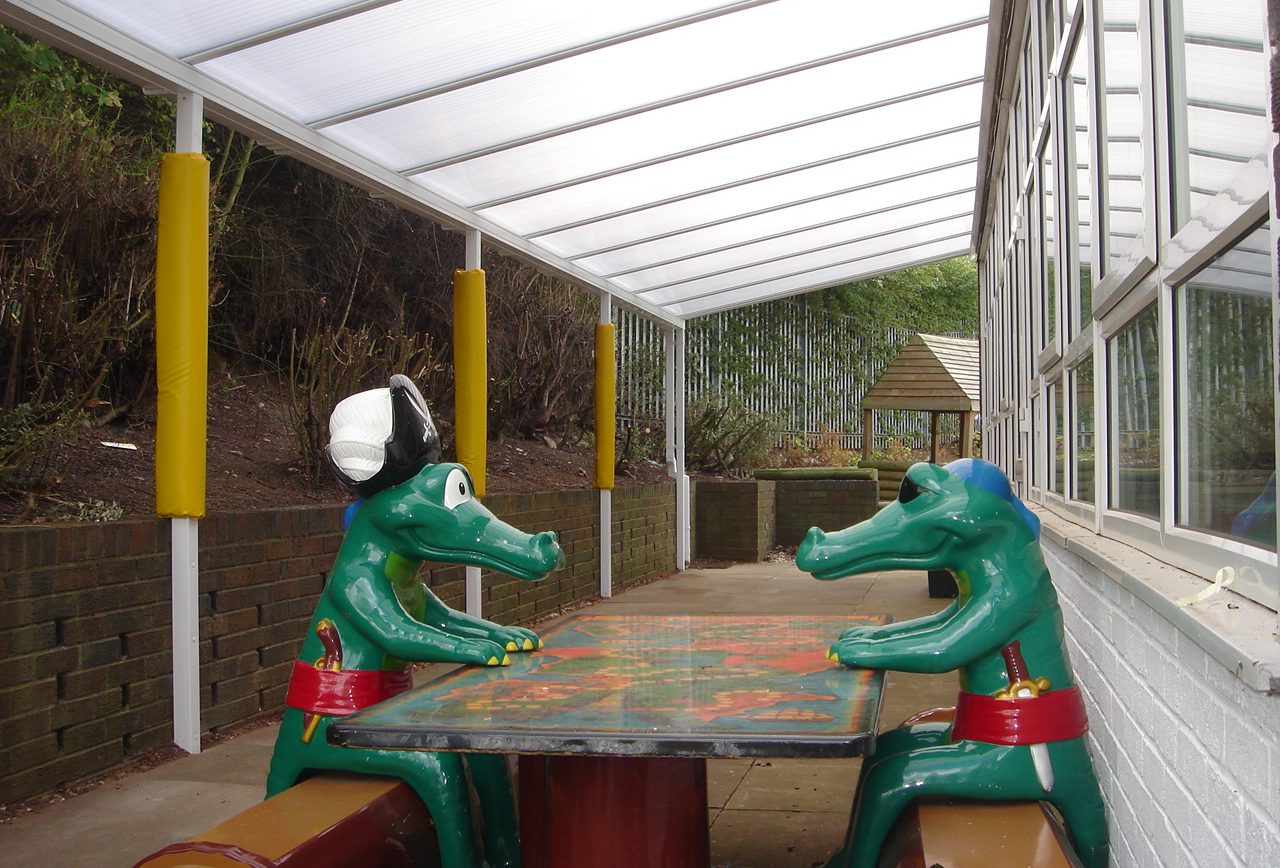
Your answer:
1044,542 -> 1280,867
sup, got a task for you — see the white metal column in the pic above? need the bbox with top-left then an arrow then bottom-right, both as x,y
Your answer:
673,326 -> 689,569
599,294 -> 613,597
464,229 -> 483,618
170,90 -> 202,755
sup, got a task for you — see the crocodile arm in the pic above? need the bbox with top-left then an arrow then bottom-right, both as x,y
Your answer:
831,591 -> 1031,673
331,569 -> 509,666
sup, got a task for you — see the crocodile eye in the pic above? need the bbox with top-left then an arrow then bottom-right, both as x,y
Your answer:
898,476 -> 921,504
443,468 -> 472,509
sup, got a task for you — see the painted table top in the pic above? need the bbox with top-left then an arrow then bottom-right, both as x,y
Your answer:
329,614 -> 887,759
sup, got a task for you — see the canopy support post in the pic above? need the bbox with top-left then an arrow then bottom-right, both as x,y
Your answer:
664,326 -> 689,570
596,294 -> 615,597
929,411 -> 940,463
158,90 -> 208,755
862,408 -> 874,460
457,229 -> 485,617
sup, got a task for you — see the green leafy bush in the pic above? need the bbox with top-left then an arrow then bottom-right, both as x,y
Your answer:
685,398 -> 773,473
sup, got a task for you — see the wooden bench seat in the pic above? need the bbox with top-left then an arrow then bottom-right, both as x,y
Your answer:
134,773 -> 439,868
879,800 -> 1084,868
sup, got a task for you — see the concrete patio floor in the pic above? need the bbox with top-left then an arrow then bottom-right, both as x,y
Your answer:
0,562 -> 956,867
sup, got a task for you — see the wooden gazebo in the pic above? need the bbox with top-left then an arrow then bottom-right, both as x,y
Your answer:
862,334 -> 979,461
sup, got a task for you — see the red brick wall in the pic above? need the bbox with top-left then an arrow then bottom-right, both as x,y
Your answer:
0,483 -> 674,804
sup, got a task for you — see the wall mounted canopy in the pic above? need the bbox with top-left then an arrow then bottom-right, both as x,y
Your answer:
0,0 -> 992,324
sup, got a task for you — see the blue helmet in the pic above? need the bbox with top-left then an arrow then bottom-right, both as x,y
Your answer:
944,458 -> 1041,539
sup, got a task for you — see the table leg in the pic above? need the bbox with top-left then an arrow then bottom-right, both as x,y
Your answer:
519,755 -> 709,867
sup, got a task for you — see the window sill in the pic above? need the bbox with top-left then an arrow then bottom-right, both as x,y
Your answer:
1035,507 -> 1280,696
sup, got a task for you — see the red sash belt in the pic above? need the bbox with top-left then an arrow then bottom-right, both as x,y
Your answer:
285,661 -> 412,717
951,686 -> 1088,745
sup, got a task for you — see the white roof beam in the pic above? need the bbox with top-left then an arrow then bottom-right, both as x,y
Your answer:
569,158 -> 977,262
533,124 -> 980,241
464,75 -> 984,207
634,214 -> 973,297
182,0 -> 403,64
310,0 -> 784,128
679,247 -> 969,318
602,186 -> 976,279
398,17 -> 987,175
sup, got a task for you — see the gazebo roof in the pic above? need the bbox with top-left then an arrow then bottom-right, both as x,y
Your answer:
862,333 -> 979,412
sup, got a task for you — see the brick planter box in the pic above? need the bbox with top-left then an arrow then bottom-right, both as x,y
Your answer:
772,478 -> 878,545
693,480 -> 775,562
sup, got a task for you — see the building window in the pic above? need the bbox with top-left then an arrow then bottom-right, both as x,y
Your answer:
1168,0 -> 1269,227
1109,304 -> 1160,518
1176,223 -> 1275,549
1040,132 -> 1058,354
1052,377 -> 1066,494
1096,0 -> 1145,272
1073,357 -> 1095,503
1065,31 -> 1093,332
1030,393 -> 1041,490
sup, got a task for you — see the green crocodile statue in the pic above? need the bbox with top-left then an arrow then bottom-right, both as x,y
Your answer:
266,376 -> 563,868
796,458 -> 1107,868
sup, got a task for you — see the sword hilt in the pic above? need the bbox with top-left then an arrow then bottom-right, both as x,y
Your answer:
995,640 -> 1051,699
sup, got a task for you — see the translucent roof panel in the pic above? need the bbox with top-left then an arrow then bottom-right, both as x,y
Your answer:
636,214 -> 975,306
6,0 -> 991,324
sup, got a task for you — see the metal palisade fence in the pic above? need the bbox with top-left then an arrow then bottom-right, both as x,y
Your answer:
617,299 -> 969,451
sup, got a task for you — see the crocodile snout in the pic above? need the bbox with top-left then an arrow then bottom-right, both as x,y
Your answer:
795,526 -> 826,570
534,530 -> 565,571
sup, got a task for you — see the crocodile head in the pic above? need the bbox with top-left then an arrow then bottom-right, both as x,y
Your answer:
357,462 -> 564,580
796,459 -> 1039,582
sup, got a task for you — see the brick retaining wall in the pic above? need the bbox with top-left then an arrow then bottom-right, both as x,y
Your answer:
773,479 -> 878,546
0,483 -> 674,804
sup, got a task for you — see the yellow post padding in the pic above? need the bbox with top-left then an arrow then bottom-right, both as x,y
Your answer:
594,322 -> 616,490
155,153 -> 210,518
453,268 -> 487,497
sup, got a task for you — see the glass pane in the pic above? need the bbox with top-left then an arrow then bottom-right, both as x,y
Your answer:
1073,358 -> 1095,503
1053,379 -> 1065,493
1066,35 -> 1092,332
1030,394 -> 1040,488
1109,304 -> 1160,518
1170,0 -> 1269,228
1040,128 -> 1058,352
1041,1 -> 1060,79
1098,0 -> 1145,270
1178,224 -> 1276,549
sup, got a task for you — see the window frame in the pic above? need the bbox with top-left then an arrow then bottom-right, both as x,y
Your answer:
1089,0 -> 1159,318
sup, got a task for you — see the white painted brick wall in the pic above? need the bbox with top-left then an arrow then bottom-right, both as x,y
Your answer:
1044,542 -> 1280,868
